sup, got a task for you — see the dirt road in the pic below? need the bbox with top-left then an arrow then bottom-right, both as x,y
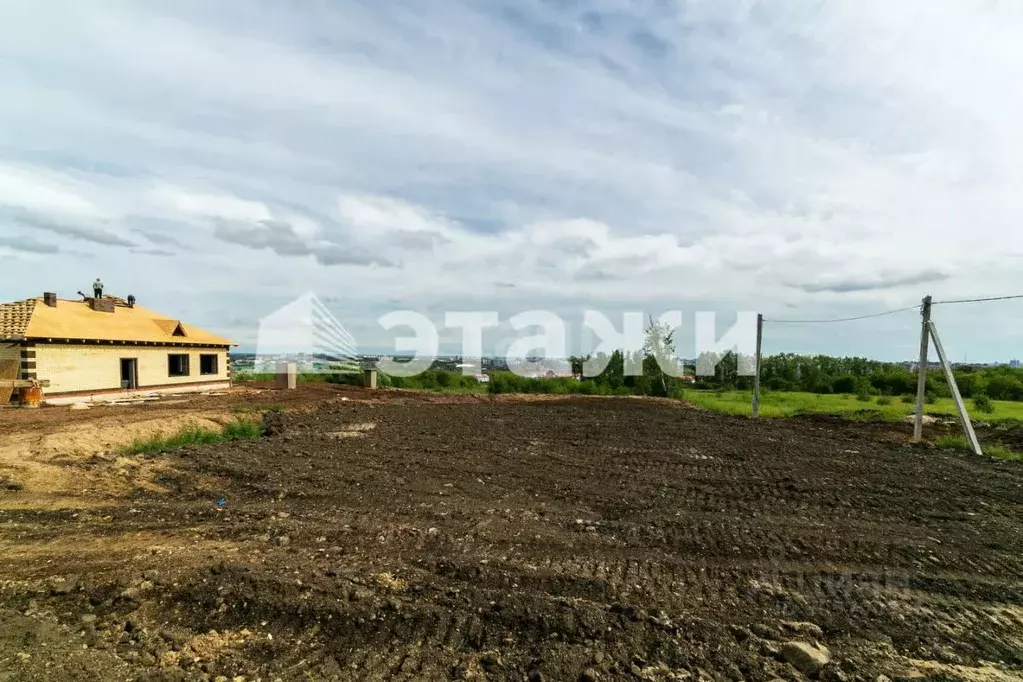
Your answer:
1,393 -> 1021,681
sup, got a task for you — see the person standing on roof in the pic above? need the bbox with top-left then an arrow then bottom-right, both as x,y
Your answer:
93,278 -> 104,299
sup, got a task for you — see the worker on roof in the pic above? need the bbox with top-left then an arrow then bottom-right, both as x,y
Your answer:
93,278 -> 103,299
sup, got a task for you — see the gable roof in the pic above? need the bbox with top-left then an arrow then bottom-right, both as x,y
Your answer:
153,319 -> 188,337
0,297 -> 233,346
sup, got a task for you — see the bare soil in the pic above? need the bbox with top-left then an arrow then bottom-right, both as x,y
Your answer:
0,387 -> 1021,682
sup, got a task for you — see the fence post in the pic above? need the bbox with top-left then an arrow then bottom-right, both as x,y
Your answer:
913,296 -> 932,442
927,320 -> 983,456
752,313 -> 763,418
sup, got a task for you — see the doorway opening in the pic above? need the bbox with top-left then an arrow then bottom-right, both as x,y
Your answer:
120,358 -> 138,390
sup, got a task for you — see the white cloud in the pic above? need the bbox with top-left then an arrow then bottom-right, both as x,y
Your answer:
0,0 -> 1021,357
0,164 -> 108,218
154,186 -> 273,223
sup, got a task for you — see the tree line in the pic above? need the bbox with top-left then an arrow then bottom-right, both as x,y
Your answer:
315,316 -> 1023,403
494,350 -> 1023,403
694,352 -> 1023,402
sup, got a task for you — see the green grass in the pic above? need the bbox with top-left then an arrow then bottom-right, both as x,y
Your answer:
683,389 -> 1023,423
120,417 -> 262,455
935,435 -> 1022,462
222,417 -> 262,440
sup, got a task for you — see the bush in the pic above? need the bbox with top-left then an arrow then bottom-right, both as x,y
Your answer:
925,391 -> 937,405
973,394 -> 995,414
833,375 -> 858,394
985,374 -> 1023,401
876,396 -> 893,406
764,377 -> 794,391
901,394 -> 916,404
810,381 -> 834,395
324,371 -> 362,386
855,379 -> 872,402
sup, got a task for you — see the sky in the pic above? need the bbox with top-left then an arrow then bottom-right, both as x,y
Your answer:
1,0 -> 1022,360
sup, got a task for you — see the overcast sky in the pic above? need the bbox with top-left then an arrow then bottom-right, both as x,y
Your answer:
1,1 -> 1022,360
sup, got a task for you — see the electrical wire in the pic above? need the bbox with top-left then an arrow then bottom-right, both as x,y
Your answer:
764,305 -> 921,325
932,294 -> 1023,305
763,292 -> 1023,325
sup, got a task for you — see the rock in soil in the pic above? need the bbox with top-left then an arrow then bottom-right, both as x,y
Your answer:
781,621 -> 824,639
260,409 -> 285,437
782,641 -> 831,676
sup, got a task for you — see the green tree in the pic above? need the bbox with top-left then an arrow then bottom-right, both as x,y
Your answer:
642,316 -> 678,396
568,355 -> 590,377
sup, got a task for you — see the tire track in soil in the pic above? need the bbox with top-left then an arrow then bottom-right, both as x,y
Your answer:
1,398 -> 1021,680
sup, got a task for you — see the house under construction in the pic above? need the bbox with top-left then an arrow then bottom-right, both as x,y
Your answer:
0,291 -> 233,405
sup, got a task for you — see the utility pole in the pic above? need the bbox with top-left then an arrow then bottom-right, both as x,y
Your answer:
752,313 -> 764,418
913,296 -> 932,442
927,320 -> 982,455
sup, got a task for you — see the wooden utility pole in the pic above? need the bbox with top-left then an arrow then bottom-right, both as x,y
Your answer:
928,320 -> 982,456
913,296 -> 932,442
752,313 -> 764,418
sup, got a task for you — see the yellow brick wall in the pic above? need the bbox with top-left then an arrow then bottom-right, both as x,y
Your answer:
0,344 -> 20,403
35,345 -> 230,394
0,343 -> 19,365
0,343 -> 20,384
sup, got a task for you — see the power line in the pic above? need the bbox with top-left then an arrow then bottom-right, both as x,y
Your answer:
765,305 -> 920,325
764,292 -> 1023,325
932,294 -> 1023,305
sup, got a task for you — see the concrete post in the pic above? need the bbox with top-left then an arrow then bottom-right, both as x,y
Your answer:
363,368 -> 378,389
913,296 -> 932,442
275,361 -> 297,390
752,313 -> 764,418
928,320 -> 982,456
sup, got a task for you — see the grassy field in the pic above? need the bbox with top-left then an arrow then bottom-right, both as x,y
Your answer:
682,389 -> 1023,423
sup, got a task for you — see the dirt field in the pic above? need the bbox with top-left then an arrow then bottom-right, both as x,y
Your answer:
0,386 -> 1021,681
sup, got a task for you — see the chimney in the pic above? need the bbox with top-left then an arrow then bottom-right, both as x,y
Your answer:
43,292 -> 57,307
89,298 -> 115,313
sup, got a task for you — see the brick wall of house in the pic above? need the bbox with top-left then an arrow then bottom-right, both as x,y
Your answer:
0,343 -> 19,366
0,343 -> 21,403
35,345 -> 230,395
